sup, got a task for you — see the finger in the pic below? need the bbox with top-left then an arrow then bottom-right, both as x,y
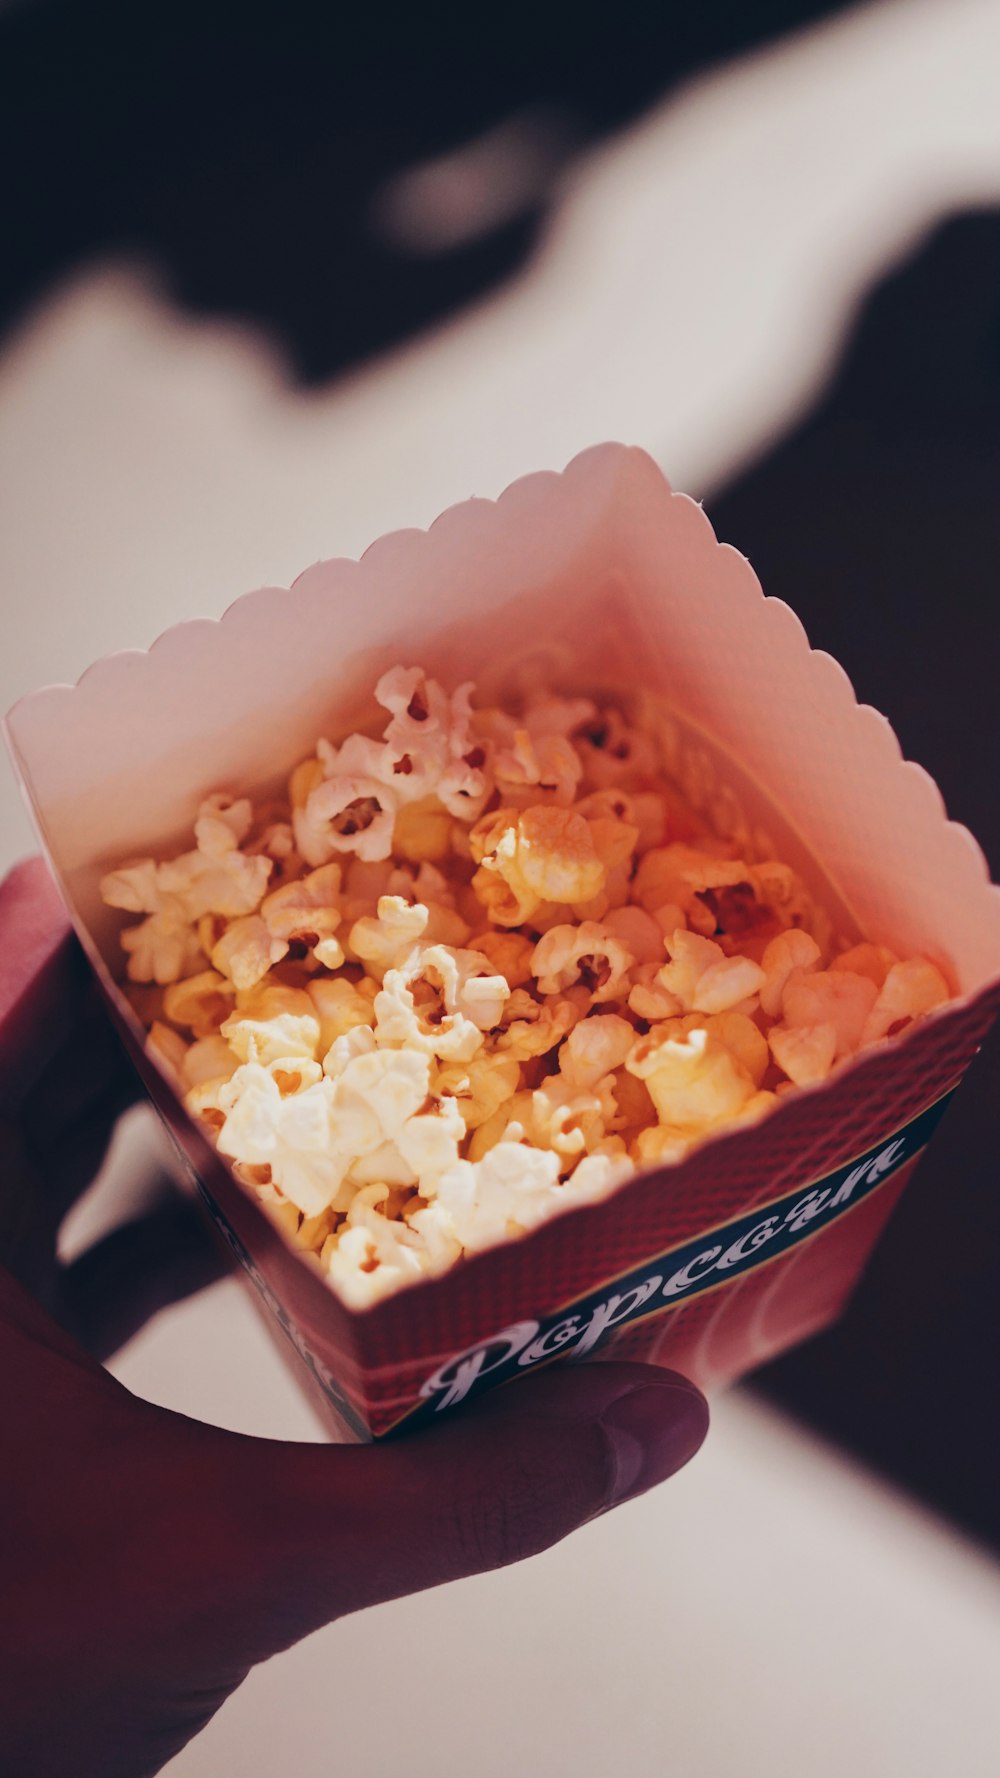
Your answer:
58,1198 -> 231,1360
0,857 -> 89,1112
210,1362 -> 708,1657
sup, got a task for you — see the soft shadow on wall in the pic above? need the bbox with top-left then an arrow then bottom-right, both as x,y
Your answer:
0,0 -> 848,377
713,210 -> 1000,1551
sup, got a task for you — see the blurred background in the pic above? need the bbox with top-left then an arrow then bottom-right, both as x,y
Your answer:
2,0 -> 999,1772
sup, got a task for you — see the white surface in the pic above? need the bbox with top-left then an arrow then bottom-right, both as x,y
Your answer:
4,0 -> 1000,1773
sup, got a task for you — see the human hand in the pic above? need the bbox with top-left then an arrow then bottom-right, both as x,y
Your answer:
0,857 -> 709,1778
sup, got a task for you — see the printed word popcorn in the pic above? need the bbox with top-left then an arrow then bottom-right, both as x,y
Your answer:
104,664 -> 951,1307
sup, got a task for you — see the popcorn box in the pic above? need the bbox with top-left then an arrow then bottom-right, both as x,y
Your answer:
6,444 -> 1000,1441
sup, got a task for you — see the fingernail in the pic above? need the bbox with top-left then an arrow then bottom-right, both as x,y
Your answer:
600,1378 -> 709,1504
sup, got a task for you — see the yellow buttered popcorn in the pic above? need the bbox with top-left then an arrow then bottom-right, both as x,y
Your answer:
105,663 -> 954,1307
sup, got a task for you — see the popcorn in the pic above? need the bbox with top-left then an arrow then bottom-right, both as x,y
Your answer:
759,929 -> 823,1018
307,975 -> 377,1053
222,984 -> 321,1064
194,792 -> 254,857
780,968 -> 878,1060
626,1023 -> 757,1129
147,1019 -> 188,1079
106,659 -> 955,1310
216,1064 -> 346,1216
349,895 -> 430,978
433,1054 -> 521,1128
375,944 -> 509,1062
326,1185 -> 462,1308
603,904 -> 666,966
862,958 -> 950,1045
120,902 -> 203,985
294,739 -> 400,867
261,863 -> 343,949
211,915 -> 290,991
531,921 -> 634,1002
162,968 -> 236,1037
572,706 -> 659,790
158,843 -> 272,921
471,805 -> 605,925
558,1014 -> 636,1092
493,729 -> 582,808
432,1140 -> 565,1252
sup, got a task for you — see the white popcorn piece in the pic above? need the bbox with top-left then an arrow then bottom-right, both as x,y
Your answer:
657,929 -> 727,1009
433,1053 -> 521,1128
222,984 -> 322,1064
329,1046 -> 432,1156
157,845 -> 273,921
295,769 -> 399,868
759,929 -> 823,1018
627,1024 -> 757,1129
181,1034 -> 240,1092
768,1021 -> 838,1086
261,862 -> 343,944
120,901 -> 204,985
690,953 -> 766,1016
861,958 -> 950,1045
395,1094 -> 466,1185
325,1184 -> 457,1308
322,1023 -> 377,1079
194,792 -> 254,858
525,1072 -> 618,1165
782,968 -> 878,1059
558,1014 -> 637,1092
349,895 -> 430,978
531,920 -> 635,1002
147,1020 -> 188,1080
307,976 -> 377,1054
100,857 -> 164,914
493,729 -> 582,808
375,944 -> 509,1061
375,667 -> 492,820
211,915 -> 290,991
471,805 -> 606,926
603,903 -> 665,966
162,968 -> 236,1037
627,963 -> 683,1021
433,1139 -> 564,1252
564,1149 -> 635,1203
216,1064 -> 348,1216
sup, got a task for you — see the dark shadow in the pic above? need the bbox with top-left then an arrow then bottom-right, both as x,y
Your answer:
1,0 -> 848,380
708,209 -> 1000,1550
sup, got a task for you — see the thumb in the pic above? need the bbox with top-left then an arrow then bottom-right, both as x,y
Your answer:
224,1361 -> 708,1655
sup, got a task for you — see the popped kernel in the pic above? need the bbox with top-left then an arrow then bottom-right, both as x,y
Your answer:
781,969 -> 878,1059
106,659 -> 955,1308
162,969 -> 236,1038
531,921 -> 634,1001
471,805 -> 605,925
261,863 -> 343,946
375,944 -> 509,1062
557,1014 -> 636,1092
862,958 -> 950,1045
759,929 -> 823,1018
431,1140 -> 565,1251
211,915 -> 289,991
626,1023 -> 757,1128
120,903 -> 203,985
222,983 -> 321,1063
349,895 -> 430,978
433,1054 -> 521,1128
307,975 -> 377,1053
